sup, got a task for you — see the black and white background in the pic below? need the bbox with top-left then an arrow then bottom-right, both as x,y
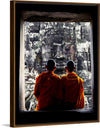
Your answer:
24,22 -> 93,111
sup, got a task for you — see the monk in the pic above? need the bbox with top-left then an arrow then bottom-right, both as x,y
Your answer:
33,59 -> 60,111
60,60 -> 85,110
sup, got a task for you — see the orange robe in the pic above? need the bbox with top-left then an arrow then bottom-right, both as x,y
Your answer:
34,71 -> 60,111
60,72 -> 85,109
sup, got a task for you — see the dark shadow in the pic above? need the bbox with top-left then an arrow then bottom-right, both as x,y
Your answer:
2,124 -> 10,127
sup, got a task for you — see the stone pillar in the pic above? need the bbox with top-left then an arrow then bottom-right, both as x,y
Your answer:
19,19 -> 26,111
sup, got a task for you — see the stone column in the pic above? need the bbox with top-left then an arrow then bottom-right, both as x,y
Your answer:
19,19 -> 26,111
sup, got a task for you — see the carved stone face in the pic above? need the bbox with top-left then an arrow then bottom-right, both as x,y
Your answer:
24,22 -> 91,76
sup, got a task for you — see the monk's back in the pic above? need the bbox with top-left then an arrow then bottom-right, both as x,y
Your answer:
35,71 -> 60,110
61,72 -> 84,109
61,72 -> 79,103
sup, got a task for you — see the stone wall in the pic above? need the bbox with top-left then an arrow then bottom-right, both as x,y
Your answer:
24,22 -> 93,111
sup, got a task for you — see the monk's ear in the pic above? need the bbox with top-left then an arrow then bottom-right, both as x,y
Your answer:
45,65 -> 47,69
65,67 -> 68,70
73,67 -> 76,70
53,66 -> 56,71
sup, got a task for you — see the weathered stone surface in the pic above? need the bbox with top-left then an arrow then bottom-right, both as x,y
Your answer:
24,22 -> 93,111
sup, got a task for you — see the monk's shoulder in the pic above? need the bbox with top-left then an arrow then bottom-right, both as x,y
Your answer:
53,74 -> 60,80
36,71 -> 46,79
61,75 -> 67,79
78,76 -> 84,83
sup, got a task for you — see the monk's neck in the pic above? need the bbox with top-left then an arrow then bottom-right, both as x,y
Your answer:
67,71 -> 74,75
47,71 -> 54,74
